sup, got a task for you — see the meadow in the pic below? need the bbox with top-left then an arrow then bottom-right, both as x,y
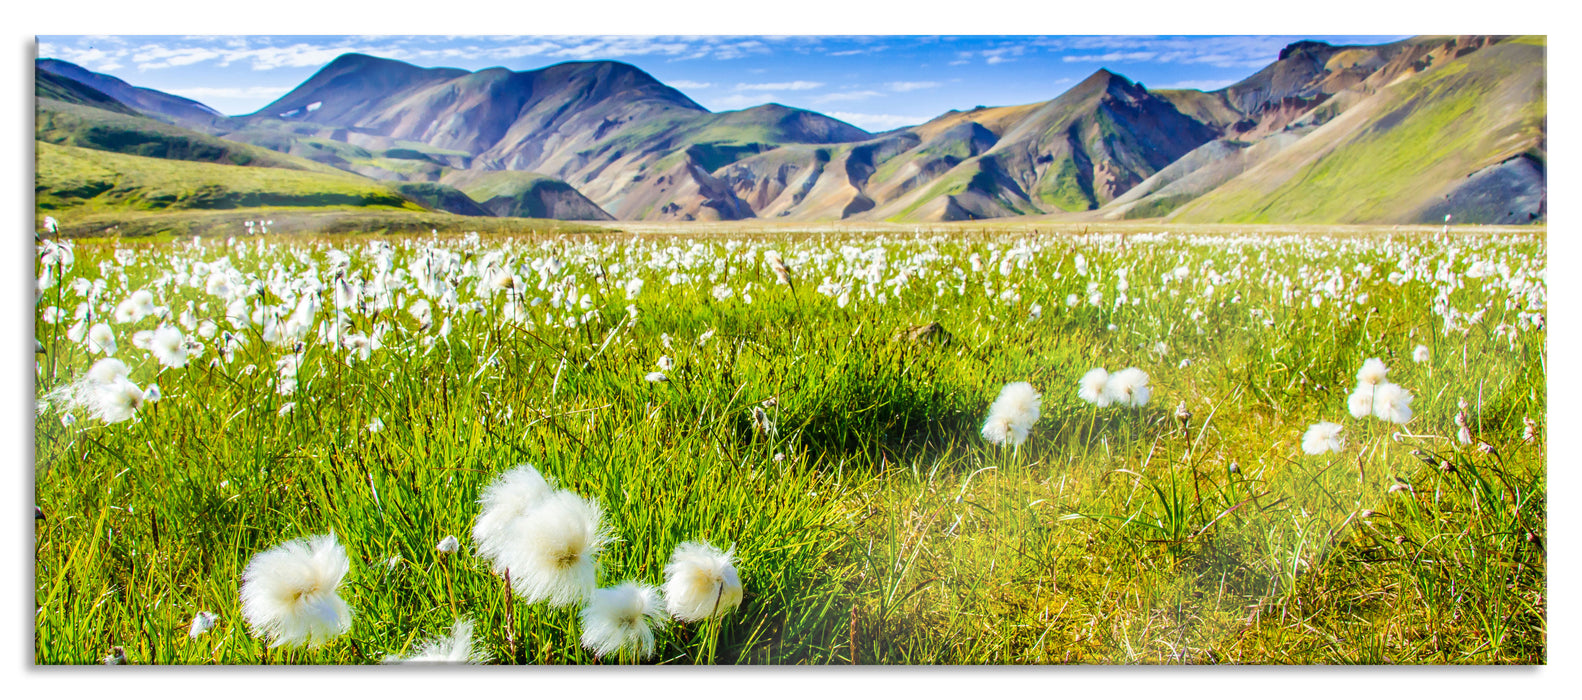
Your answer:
31,222 -> 1547,664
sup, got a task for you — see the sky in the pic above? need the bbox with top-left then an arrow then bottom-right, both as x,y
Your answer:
34,34 -> 1411,132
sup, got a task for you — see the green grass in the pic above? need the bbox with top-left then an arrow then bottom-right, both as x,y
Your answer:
36,100 -> 344,175
36,141 -> 424,216
32,224 -> 1545,665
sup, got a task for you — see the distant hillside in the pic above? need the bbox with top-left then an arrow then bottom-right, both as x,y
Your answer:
440,170 -> 614,220
388,182 -> 492,217
35,71 -> 141,116
36,141 -> 423,214
36,58 -> 228,129
37,95 -> 346,175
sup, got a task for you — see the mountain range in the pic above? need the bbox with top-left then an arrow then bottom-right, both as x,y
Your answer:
34,35 -> 1546,227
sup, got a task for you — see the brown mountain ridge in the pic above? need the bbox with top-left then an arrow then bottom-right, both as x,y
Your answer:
34,35 -> 1545,225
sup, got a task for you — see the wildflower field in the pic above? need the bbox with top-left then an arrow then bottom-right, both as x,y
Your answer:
32,222 -> 1547,664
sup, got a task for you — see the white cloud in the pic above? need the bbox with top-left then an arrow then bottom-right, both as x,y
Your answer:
129,46 -> 224,70
733,80 -> 823,91
885,81 -> 941,92
1062,51 -> 1159,64
983,46 -> 1025,65
824,111 -> 929,132
812,90 -> 883,103
667,80 -> 713,89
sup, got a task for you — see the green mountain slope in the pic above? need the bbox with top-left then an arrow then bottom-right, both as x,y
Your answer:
37,97 -> 347,175
440,170 -> 614,220
36,141 -> 423,215
35,71 -> 141,116
1170,37 -> 1544,224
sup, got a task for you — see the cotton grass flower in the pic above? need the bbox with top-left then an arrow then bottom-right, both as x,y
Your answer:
662,540 -> 744,622
750,406 -> 777,438
239,533 -> 353,649
91,378 -> 146,424
472,464 -> 555,570
981,381 -> 1041,447
1347,385 -> 1377,419
764,250 -> 791,285
436,535 -> 460,554
189,611 -> 218,639
1104,367 -> 1152,408
1077,368 -> 1111,407
1412,345 -> 1430,363
86,323 -> 116,355
88,357 -> 130,385
383,619 -> 490,664
1357,358 -> 1389,387
1301,422 -> 1346,455
149,326 -> 188,368
495,490 -> 611,606
1371,383 -> 1415,424
579,581 -> 668,661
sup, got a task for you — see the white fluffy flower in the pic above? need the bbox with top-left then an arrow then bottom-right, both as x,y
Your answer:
1301,422 -> 1346,455
662,540 -> 744,623
189,611 -> 218,639
579,581 -> 668,660
472,464 -> 555,570
383,619 -> 490,664
86,323 -> 116,355
87,357 -> 130,385
91,378 -> 145,424
1357,358 -> 1389,387
1371,383 -> 1415,424
1077,368 -> 1111,407
981,381 -> 1041,447
1347,385 -> 1376,419
150,326 -> 188,368
114,290 -> 156,324
495,490 -> 610,606
645,371 -> 668,383
1104,367 -> 1152,408
436,535 -> 460,554
1412,345 -> 1430,363
239,533 -> 354,649
409,299 -> 433,329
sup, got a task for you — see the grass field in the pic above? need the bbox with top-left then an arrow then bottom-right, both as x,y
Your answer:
31,222 -> 1546,665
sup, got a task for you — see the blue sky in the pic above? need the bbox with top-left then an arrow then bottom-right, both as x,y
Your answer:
37,34 -> 1409,132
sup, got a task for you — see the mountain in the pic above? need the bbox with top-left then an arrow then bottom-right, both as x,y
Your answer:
440,170 -> 614,220
35,70 -> 142,116
1161,36 -> 1545,224
224,55 -> 871,220
37,93 -> 349,175
706,69 -> 1217,221
36,58 -> 228,129
35,36 -> 1545,227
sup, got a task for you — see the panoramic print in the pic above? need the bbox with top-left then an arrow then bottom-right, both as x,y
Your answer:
32,34 -> 1546,665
